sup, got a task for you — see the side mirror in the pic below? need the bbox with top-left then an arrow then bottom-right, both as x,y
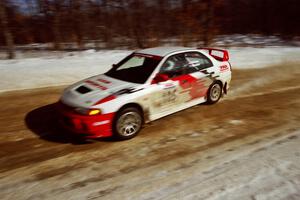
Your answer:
152,73 -> 169,84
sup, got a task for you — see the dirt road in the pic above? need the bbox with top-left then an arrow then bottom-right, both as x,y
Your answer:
1,63 -> 300,200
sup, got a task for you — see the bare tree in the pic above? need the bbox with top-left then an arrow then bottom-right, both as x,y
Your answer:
52,0 -> 62,50
69,0 -> 85,50
92,0 -> 103,50
202,0 -> 214,46
129,0 -> 146,48
179,0 -> 191,46
37,0 -> 62,50
102,0 -> 112,48
0,0 -> 15,59
116,0 -> 134,47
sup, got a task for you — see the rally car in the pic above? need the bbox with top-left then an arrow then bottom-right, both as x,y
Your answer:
58,47 -> 231,140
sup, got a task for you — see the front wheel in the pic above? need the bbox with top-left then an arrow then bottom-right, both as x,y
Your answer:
207,82 -> 222,104
113,107 -> 143,140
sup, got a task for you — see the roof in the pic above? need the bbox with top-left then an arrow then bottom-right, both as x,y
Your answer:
136,46 -> 195,57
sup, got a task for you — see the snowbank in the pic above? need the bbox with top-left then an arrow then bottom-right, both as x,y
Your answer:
229,47 -> 300,69
0,50 -> 131,93
0,47 -> 300,93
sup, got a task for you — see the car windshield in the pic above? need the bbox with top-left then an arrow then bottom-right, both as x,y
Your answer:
105,53 -> 162,84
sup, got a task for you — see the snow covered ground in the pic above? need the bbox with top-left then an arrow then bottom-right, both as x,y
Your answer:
0,50 -> 131,93
0,47 -> 300,93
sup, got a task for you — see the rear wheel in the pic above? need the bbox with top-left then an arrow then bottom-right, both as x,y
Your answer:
207,82 -> 222,104
113,107 -> 143,140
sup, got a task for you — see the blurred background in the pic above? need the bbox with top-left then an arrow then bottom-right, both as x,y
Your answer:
0,3 -> 300,198
0,0 -> 299,59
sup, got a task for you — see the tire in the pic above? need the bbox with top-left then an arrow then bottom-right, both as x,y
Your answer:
113,107 -> 143,140
207,82 -> 222,104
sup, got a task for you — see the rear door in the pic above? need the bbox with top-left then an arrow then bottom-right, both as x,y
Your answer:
171,51 -> 215,102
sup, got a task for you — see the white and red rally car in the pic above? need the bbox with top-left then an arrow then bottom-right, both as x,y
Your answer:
58,47 -> 231,140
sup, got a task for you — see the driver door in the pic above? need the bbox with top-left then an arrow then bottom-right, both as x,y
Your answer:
149,53 -> 192,116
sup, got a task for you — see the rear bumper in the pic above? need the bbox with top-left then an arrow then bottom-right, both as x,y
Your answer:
57,103 -> 115,138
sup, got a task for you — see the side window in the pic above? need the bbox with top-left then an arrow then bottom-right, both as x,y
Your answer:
159,54 -> 188,78
184,52 -> 213,72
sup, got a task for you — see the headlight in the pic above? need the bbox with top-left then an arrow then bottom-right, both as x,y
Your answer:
75,107 -> 101,115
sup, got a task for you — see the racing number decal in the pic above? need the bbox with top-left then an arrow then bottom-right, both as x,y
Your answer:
151,84 -> 178,109
161,88 -> 177,104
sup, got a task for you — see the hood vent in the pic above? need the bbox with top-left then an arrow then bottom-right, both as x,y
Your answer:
76,85 -> 92,94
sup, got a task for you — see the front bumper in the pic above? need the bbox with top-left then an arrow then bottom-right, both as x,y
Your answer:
57,102 -> 115,138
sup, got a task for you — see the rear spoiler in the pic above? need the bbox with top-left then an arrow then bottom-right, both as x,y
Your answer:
198,47 -> 229,62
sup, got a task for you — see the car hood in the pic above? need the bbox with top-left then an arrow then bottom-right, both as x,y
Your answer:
60,74 -> 141,108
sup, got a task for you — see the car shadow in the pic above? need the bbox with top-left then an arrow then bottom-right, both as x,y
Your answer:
25,103 -> 115,144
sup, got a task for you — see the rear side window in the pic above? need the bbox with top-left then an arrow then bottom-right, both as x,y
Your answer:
184,52 -> 213,72
159,52 -> 213,77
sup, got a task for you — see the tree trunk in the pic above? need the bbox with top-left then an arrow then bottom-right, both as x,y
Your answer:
94,0 -> 102,50
0,1 -> 15,59
119,0 -> 134,48
203,0 -> 213,46
52,0 -> 62,50
180,0 -> 191,46
102,0 -> 113,48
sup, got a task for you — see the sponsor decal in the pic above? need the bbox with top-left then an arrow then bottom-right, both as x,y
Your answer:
97,79 -> 111,84
93,120 -> 110,126
220,65 -> 229,72
115,88 -> 143,95
188,79 -> 208,100
85,80 -> 108,90
163,83 -> 176,89
94,95 -> 116,105
161,88 -> 177,104
173,75 -> 209,101
134,53 -> 162,60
